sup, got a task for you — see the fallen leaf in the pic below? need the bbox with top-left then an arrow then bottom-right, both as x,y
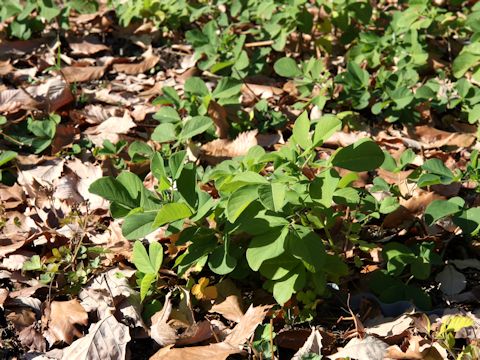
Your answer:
150,304 -> 271,360
69,37 -> 110,55
292,328 -> 323,360
412,126 -> 476,148
192,277 -> 218,301
84,111 -> 136,146
113,52 -> 159,75
61,315 -> 130,360
0,88 -> 39,113
328,336 -> 388,360
366,314 -> 413,338
208,101 -> 230,139
26,76 -> 74,112
209,279 -> 244,323
385,335 -> 448,360
61,65 -> 107,83
43,300 -> 89,345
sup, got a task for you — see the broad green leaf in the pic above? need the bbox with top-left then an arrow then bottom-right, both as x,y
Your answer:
122,211 -> 157,240
309,168 -> 340,207
89,177 -> 137,209
151,123 -> 177,142
140,273 -> 156,301
331,138 -> 384,171
153,107 -> 181,123
169,151 -> 187,180
259,253 -> 300,280
152,203 -> 192,228
132,240 -> 156,273
257,183 -> 286,212
292,111 -> 312,149
424,198 -> 464,225
453,51 -> 480,78
453,207 -> 480,235
0,150 -> 17,167
379,196 -> 400,214
287,227 -> 326,273
312,115 -> 341,147
23,255 -> 42,271
422,158 -> 454,179
116,172 -> 143,202
184,77 -> 209,96
178,116 -> 213,140
274,57 -> 302,78
226,185 -> 260,223
148,242 -> 164,273
212,78 -> 242,99
151,152 -> 170,190
208,237 -> 237,275
246,226 -> 288,271
272,266 -> 306,305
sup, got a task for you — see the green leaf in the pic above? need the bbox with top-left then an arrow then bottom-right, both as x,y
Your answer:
453,51 -> 480,78
184,77 -> 209,96
287,227 -> 325,273
89,177 -> 137,209
274,57 -> 302,78
257,183 -> 286,212
292,111 -> 312,149
259,253 -> 300,280
169,151 -> 187,180
226,185 -> 260,223
0,150 -> 17,167
132,240 -> 156,273
379,196 -> 400,214
152,203 -> 192,228
312,115 -> 341,147
178,116 -> 213,140
148,242 -> 164,273
425,198 -> 464,226
212,78 -> 242,99
153,107 -> 181,123
140,273 -> 156,301
309,168 -> 340,207
123,211 -> 157,240
151,123 -> 177,142
247,226 -> 288,271
23,255 -> 42,271
208,237 -> 237,275
453,207 -> 480,235
272,266 -> 306,305
331,138 -> 384,171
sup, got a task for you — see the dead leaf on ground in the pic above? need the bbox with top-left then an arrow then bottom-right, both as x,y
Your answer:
43,300 -> 89,345
150,304 -> 271,360
365,314 -> 413,338
60,65 -> 107,83
27,76 -> 74,112
412,125 -> 476,148
0,88 -> 39,113
68,37 -> 110,55
209,279 -> 244,323
435,265 -> 467,296
113,51 -> 159,75
385,335 -> 448,360
0,38 -> 54,58
84,111 -> 136,146
328,336 -> 388,360
292,328 -> 323,360
61,315 -> 130,360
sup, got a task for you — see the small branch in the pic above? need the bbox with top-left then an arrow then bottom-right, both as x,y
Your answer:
245,40 -> 274,48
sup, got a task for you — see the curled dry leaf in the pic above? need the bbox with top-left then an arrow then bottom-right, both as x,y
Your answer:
43,300 -> 89,345
292,328 -> 323,360
412,125 -> 476,149
61,315 -> 131,360
0,88 -> 38,113
385,335 -> 448,360
26,76 -> 74,112
61,66 -> 107,83
150,304 -> 271,360
207,101 -> 230,139
365,314 -> 413,338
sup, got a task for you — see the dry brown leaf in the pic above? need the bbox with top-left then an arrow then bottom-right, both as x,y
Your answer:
328,336 -> 388,360
385,336 -> 448,360
84,111 -> 136,146
150,304 -> 271,360
209,279 -> 244,323
292,328 -> 323,360
61,65 -> 107,83
43,300 -> 89,345
413,125 -> 476,148
0,88 -> 39,113
0,238 -> 26,258
0,38 -> 53,57
365,314 -> 413,338
69,37 -> 110,55
208,101 -> 230,139
113,54 -> 159,75
61,315 -> 130,360
0,60 -> 14,75
27,76 -> 74,112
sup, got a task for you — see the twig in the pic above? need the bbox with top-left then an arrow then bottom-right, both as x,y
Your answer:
245,40 -> 274,48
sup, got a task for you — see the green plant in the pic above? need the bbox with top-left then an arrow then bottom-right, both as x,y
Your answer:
132,241 -> 163,301
89,112 -> 393,304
